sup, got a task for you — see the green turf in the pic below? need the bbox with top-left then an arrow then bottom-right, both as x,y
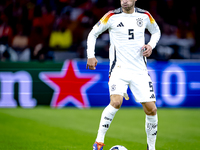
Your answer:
0,107 -> 200,150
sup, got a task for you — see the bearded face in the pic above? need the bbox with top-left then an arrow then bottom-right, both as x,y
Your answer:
121,0 -> 136,12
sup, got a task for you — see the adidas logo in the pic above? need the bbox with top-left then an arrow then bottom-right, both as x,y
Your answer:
152,131 -> 157,136
102,124 -> 109,128
104,116 -> 112,121
117,22 -> 124,27
150,94 -> 155,99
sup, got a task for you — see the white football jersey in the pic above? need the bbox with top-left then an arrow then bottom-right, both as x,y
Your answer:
87,7 -> 161,74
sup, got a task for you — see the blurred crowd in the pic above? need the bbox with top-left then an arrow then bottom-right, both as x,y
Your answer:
0,0 -> 199,62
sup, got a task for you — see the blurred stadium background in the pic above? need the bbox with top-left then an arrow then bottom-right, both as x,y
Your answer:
0,0 -> 199,61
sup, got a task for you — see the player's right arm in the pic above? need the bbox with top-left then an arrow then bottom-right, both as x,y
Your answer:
86,57 -> 98,70
86,11 -> 113,70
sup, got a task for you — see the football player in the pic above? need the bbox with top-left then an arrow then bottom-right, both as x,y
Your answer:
86,0 -> 161,150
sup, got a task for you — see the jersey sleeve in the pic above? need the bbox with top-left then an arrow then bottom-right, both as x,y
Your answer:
145,12 -> 161,49
87,11 -> 114,58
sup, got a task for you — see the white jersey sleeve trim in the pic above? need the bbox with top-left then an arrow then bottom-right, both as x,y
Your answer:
146,13 -> 161,49
87,11 -> 115,58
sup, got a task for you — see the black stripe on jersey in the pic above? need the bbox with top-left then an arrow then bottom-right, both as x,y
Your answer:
143,56 -> 147,67
113,7 -> 123,14
135,7 -> 146,13
109,47 -> 117,77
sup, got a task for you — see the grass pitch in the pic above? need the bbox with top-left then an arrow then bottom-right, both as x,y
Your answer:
0,107 -> 200,150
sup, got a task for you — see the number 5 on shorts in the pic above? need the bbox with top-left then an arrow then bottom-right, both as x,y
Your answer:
149,82 -> 154,92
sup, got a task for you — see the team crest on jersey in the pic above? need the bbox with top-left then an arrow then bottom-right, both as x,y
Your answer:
111,84 -> 116,91
136,18 -> 143,27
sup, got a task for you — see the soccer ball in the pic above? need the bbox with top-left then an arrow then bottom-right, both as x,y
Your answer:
110,145 -> 128,150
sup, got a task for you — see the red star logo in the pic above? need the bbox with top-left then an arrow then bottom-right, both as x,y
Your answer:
39,60 -> 100,108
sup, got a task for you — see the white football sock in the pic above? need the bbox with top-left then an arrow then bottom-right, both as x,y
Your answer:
146,114 -> 158,150
96,104 -> 119,143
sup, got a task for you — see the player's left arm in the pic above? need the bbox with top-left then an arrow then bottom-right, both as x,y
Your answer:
143,13 -> 161,57
142,45 -> 153,57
